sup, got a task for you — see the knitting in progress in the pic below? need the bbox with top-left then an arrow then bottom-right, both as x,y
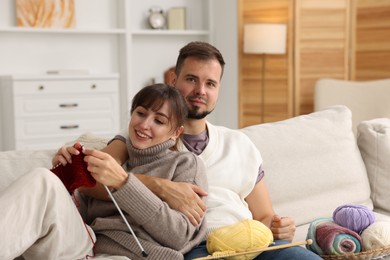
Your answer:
50,142 -> 148,257
50,142 -> 95,193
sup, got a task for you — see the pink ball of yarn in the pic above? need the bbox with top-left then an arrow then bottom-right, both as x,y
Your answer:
333,204 -> 375,234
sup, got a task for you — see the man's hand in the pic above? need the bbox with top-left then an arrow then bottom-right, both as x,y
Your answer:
137,175 -> 208,226
270,215 -> 296,242
161,182 -> 207,226
163,182 -> 208,226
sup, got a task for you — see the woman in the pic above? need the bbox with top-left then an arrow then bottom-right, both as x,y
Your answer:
0,84 -> 207,260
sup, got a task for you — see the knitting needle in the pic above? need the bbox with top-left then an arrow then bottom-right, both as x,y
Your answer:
103,185 -> 148,257
193,239 -> 313,260
78,144 -> 147,257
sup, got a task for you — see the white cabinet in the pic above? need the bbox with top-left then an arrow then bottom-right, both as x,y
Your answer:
0,75 -> 119,151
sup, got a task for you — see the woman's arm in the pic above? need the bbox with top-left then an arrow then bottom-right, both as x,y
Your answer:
111,154 -> 208,250
101,139 -> 129,165
95,137 -> 208,223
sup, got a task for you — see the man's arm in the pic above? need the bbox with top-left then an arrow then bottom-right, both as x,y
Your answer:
135,174 -> 207,226
101,139 -> 129,165
245,179 -> 296,242
103,139 -> 208,226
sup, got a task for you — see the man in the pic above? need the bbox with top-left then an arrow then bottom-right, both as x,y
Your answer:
105,41 -> 321,259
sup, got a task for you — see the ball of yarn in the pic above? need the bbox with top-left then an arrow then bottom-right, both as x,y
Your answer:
333,204 -> 375,234
207,219 -> 273,260
306,217 -> 363,255
361,221 -> 390,250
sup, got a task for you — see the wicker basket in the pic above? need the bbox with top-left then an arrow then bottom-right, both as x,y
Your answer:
320,245 -> 390,260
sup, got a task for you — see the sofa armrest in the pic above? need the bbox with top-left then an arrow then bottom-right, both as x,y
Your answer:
357,118 -> 390,216
0,149 -> 55,192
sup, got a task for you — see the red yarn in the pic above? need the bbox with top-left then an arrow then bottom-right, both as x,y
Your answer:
50,142 -> 96,193
50,143 -> 97,258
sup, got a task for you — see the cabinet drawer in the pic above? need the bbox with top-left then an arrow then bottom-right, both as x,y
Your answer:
15,95 -> 116,116
13,79 -> 118,95
15,117 -> 117,139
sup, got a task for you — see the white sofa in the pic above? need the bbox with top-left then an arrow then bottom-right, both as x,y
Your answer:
1,106 -> 390,249
240,105 -> 390,242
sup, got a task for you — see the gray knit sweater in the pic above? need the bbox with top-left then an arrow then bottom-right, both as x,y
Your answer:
77,139 -> 207,260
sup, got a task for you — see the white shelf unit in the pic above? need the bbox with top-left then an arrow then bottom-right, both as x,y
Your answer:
0,0 -> 238,150
0,27 -> 127,34
126,0 -> 211,113
131,30 -> 209,36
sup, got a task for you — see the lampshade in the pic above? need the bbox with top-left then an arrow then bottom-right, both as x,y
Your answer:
244,23 -> 287,54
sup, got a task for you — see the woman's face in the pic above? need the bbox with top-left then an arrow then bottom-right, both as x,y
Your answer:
128,101 -> 183,149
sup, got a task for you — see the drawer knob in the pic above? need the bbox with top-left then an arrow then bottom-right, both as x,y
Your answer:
59,103 -> 78,108
38,85 -> 44,91
91,84 -> 97,89
60,125 -> 79,129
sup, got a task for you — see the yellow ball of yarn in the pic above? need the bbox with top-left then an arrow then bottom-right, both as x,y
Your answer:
206,219 -> 274,260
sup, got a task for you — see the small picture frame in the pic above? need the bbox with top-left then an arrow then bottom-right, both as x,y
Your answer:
167,7 -> 186,30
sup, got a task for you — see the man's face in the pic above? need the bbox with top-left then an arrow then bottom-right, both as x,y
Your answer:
172,57 -> 222,119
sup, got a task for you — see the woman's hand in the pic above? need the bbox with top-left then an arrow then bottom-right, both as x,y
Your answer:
83,148 -> 129,190
270,215 -> 296,242
52,143 -> 81,167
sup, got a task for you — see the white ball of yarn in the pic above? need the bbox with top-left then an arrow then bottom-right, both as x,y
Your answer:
361,221 -> 390,250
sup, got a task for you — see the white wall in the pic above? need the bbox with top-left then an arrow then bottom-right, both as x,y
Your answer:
209,0 -> 238,129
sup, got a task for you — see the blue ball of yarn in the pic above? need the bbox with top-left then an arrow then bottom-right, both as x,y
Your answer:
333,204 -> 375,234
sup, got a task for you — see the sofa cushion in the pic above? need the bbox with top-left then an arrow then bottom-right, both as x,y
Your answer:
240,105 -> 372,227
357,118 -> 390,216
65,132 -> 110,150
0,133 -> 110,193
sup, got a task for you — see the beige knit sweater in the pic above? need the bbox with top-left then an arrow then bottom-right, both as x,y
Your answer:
77,139 -> 208,260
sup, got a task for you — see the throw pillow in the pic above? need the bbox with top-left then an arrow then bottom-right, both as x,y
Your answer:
357,118 -> 390,216
240,105 -> 372,226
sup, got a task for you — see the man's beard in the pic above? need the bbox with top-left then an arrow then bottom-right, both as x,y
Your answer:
188,107 -> 213,119
186,96 -> 213,119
